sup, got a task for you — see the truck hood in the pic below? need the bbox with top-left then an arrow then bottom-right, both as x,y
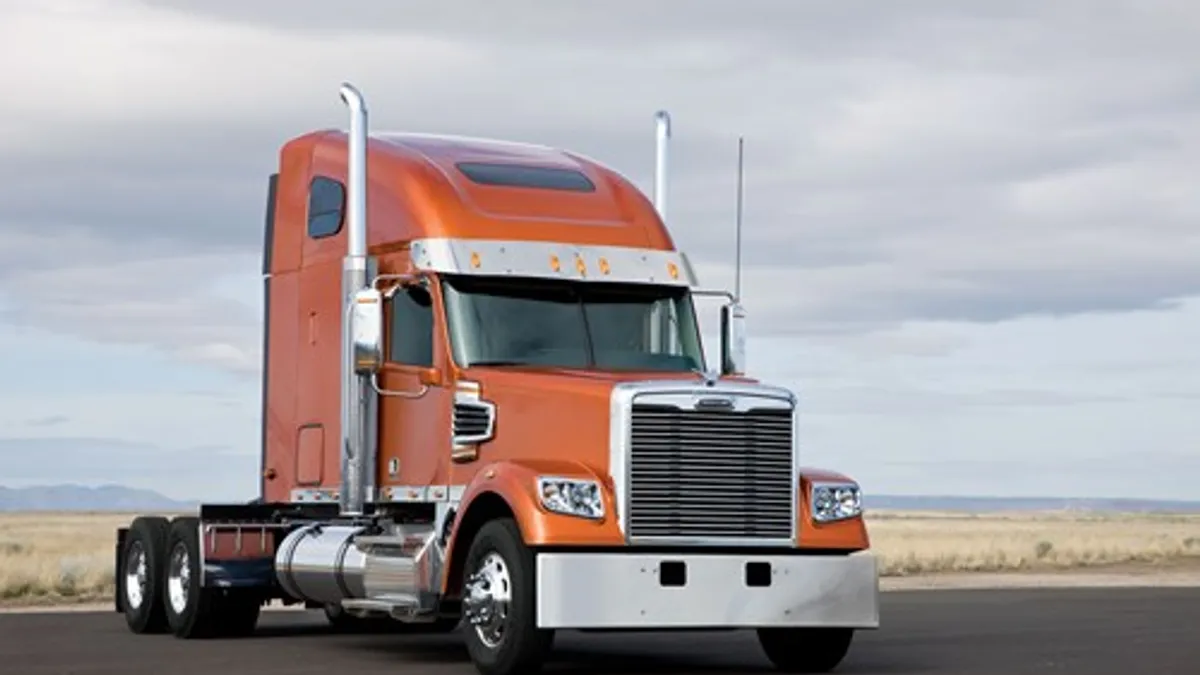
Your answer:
461,366 -> 752,477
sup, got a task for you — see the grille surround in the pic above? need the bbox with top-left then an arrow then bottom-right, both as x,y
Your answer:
614,385 -> 797,546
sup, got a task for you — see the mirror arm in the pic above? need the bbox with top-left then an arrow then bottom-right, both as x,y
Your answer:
368,374 -> 429,399
691,288 -> 736,302
372,272 -> 426,298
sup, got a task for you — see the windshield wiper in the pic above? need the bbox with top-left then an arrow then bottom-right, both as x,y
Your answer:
466,360 -> 531,367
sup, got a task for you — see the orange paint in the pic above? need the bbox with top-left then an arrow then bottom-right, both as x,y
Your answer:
797,469 -> 871,551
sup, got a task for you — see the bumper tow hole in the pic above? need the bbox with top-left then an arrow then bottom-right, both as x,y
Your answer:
659,561 -> 686,587
746,561 -> 772,587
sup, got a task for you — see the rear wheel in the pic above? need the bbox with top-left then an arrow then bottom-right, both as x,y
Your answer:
757,627 -> 855,673
119,516 -> 171,634
460,518 -> 553,675
163,517 -> 261,639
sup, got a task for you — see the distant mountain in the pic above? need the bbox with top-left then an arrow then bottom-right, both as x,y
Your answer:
865,494 -> 1200,513
0,484 -> 195,512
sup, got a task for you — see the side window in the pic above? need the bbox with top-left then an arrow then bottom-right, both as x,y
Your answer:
307,176 -> 345,239
388,285 -> 434,367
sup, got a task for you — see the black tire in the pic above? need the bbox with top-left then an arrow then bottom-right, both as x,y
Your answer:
162,517 -> 261,639
757,627 -> 855,673
460,518 -> 553,675
118,516 -> 171,634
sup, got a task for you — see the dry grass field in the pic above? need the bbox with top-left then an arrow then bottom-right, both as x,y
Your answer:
2,509 -> 1199,606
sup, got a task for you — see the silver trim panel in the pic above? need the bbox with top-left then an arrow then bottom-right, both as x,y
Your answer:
535,551 -> 880,629
410,237 -> 698,287
290,485 -> 466,504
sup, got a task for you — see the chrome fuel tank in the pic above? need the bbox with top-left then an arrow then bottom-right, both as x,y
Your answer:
274,521 -> 444,619
275,524 -> 368,605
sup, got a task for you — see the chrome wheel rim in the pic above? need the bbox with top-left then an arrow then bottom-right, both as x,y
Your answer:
463,551 -> 512,648
123,541 -> 147,610
166,542 -> 191,615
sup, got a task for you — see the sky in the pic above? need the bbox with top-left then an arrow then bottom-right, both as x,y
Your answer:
0,0 -> 1198,502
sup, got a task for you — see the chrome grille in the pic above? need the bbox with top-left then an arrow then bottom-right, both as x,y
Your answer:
627,401 -> 795,541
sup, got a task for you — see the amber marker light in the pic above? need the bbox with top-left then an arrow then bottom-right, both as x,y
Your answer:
598,257 -> 611,275
470,251 -> 482,269
549,254 -> 561,272
667,261 -> 679,279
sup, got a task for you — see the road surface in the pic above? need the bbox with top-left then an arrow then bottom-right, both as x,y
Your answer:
2,587 -> 1198,674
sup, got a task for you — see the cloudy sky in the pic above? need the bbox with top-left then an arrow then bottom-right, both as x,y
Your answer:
1,0 -> 1198,502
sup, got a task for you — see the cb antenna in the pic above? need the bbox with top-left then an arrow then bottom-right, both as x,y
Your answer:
735,135 -> 744,301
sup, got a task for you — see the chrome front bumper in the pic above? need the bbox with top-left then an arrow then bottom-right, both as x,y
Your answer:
535,551 -> 880,629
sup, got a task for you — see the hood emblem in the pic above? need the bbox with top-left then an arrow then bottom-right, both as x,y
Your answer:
695,396 -> 735,410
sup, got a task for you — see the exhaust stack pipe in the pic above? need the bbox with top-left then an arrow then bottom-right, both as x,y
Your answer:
340,83 -> 368,260
654,110 -> 670,218
339,82 -> 370,516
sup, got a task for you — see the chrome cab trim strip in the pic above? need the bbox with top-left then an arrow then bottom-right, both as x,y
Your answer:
409,237 -> 699,287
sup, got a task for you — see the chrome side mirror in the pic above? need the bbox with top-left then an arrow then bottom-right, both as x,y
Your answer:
720,301 -> 746,375
350,287 -> 384,374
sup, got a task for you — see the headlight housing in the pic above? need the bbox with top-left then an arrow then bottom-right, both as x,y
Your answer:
537,476 -> 605,520
810,481 -> 863,523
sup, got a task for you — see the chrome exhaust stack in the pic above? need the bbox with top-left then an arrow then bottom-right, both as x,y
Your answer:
654,110 -> 671,219
338,82 -> 371,516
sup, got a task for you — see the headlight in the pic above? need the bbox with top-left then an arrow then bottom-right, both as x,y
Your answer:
810,482 -> 863,523
537,476 -> 605,520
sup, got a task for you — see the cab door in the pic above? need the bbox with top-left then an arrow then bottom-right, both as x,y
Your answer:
375,283 -> 454,497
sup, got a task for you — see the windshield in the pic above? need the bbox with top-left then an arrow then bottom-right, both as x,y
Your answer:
441,275 -> 705,372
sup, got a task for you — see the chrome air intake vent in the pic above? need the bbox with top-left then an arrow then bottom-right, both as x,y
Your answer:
625,396 -> 795,543
453,401 -> 494,444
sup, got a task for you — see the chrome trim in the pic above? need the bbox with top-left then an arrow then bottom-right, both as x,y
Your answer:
274,521 -> 443,621
409,237 -> 698,287
654,110 -> 671,218
291,487 -> 345,503
376,485 -> 461,503
608,379 -> 799,546
453,380 -> 496,448
535,551 -> 880,629
290,485 -> 468,504
338,82 -> 372,517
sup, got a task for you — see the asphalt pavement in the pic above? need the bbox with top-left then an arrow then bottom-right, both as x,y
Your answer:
2,587 -> 1198,674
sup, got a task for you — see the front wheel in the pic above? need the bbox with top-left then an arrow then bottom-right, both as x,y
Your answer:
757,627 -> 855,673
460,518 -> 554,675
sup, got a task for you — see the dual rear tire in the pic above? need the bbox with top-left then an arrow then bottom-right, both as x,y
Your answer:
119,516 -> 261,639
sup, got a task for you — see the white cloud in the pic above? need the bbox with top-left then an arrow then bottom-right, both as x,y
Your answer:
1,0 -> 1199,499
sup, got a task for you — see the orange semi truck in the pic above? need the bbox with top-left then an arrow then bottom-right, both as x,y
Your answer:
114,83 -> 879,675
